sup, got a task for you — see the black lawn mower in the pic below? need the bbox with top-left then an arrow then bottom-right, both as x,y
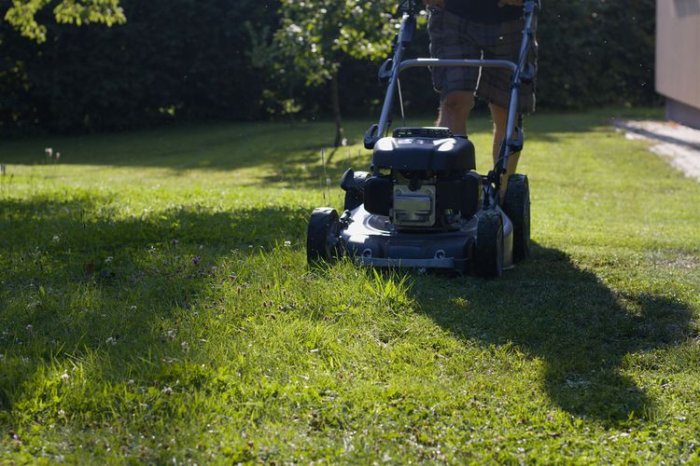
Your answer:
307,0 -> 539,278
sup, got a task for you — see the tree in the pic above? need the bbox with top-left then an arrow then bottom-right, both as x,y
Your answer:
274,0 -> 398,147
4,0 -> 126,42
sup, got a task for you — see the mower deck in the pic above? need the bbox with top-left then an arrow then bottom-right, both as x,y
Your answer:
339,205 -> 514,272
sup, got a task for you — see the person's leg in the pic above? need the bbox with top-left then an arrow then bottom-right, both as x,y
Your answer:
428,8 -> 479,135
489,103 -> 520,202
437,91 -> 475,135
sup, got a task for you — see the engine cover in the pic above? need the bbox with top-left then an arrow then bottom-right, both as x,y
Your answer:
372,131 -> 476,174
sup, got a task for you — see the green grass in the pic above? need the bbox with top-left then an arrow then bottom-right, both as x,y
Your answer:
0,109 -> 699,463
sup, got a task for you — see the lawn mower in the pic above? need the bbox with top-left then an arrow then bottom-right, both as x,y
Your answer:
307,0 -> 539,277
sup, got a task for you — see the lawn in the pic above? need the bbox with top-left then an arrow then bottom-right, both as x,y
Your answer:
0,109 -> 699,464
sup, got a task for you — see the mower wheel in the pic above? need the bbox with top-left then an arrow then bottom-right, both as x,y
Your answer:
307,208 -> 341,265
502,174 -> 531,262
474,209 -> 504,278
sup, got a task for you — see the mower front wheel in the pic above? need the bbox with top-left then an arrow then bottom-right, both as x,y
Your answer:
307,208 -> 341,265
474,209 -> 504,278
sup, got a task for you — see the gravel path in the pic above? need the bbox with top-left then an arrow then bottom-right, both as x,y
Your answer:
613,119 -> 700,182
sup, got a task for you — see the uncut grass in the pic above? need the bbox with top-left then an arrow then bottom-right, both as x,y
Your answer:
0,110 -> 699,463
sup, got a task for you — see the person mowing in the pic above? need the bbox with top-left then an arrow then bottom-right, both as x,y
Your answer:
423,0 -> 537,201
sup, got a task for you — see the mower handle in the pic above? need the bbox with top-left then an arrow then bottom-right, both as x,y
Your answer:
398,58 -> 517,74
370,0 -> 539,203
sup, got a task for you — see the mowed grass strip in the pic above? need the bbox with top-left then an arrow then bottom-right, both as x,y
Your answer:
0,110 -> 699,463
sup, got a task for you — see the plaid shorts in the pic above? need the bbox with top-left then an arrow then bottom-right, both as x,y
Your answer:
428,7 -> 538,113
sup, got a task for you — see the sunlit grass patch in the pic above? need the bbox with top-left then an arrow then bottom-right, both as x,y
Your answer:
1,109 -> 699,463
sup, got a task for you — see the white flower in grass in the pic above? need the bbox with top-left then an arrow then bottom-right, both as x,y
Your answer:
284,240 -> 292,247
106,336 -> 117,345
60,372 -> 70,382
105,256 -> 113,264
52,235 -> 60,243
45,148 -> 53,158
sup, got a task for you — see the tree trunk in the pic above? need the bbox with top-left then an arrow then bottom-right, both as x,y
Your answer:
331,71 -> 345,148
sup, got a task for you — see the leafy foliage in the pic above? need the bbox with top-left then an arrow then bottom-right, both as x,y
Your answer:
536,0 -> 658,109
273,0 -> 398,145
4,0 -> 125,42
0,0 -> 660,133
0,0 -> 279,132
274,0 -> 396,85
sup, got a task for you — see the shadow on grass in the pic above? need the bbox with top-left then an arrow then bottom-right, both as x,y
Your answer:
412,242 -> 692,423
0,121 -> 366,173
0,195 -> 309,414
0,114 -> 615,174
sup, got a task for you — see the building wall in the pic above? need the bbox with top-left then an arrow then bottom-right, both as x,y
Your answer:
656,0 -> 700,127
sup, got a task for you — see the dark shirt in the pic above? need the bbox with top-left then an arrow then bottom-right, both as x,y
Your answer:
444,0 -> 522,23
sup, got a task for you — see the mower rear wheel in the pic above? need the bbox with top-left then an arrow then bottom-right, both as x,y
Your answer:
502,174 -> 531,262
474,209 -> 504,278
307,208 -> 341,265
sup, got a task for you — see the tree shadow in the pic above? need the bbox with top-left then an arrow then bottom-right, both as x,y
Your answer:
0,121 -> 367,173
0,195 -> 309,413
0,113 -> 622,174
410,243 -> 693,423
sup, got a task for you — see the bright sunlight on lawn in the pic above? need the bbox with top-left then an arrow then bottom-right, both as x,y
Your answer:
1,109 -> 699,463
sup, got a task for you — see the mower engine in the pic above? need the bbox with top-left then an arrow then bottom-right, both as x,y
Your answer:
346,127 -> 482,231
